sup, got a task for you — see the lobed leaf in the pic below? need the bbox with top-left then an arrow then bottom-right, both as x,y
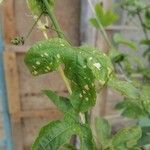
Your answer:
90,4 -> 118,28
32,113 -> 95,150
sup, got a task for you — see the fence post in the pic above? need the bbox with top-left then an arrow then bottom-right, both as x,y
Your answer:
0,25 -> 13,150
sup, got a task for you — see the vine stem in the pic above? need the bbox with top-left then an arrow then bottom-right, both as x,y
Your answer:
41,0 -> 72,95
87,0 -> 112,48
42,0 -> 89,124
137,12 -> 149,40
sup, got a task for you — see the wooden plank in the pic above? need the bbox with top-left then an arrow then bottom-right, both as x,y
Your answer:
4,0 -> 17,44
3,51 -> 24,150
3,51 -> 21,121
11,121 -> 24,150
5,45 -> 29,53
19,109 -> 62,119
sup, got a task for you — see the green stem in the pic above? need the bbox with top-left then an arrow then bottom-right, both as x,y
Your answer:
43,0 -> 65,39
42,0 -> 72,95
43,0 -> 90,123
137,12 -> 149,40
87,0 -> 112,48
25,13 -> 43,40
85,112 -> 89,124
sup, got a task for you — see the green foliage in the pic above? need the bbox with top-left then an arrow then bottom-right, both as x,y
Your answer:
139,68 -> 150,80
138,118 -> 150,147
115,85 -> 150,119
94,117 -> 142,150
95,117 -> 111,149
27,0 -> 54,15
140,39 -> 150,45
140,85 -> 150,114
90,4 -> 118,28
113,33 -> 137,50
43,90 -> 74,113
108,76 -> 139,99
32,113 -> 95,150
112,126 -> 142,150
115,99 -> 146,119
24,38 -> 112,112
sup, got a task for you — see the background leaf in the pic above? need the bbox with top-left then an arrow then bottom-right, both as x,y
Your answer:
113,33 -> 137,50
112,126 -> 142,149
108,76 -> 139,99
115,99 -> 146,119
95,117 -> 111,148
90,3 -> 118,28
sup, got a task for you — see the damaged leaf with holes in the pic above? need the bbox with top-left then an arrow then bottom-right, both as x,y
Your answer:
24,38 -> 113,112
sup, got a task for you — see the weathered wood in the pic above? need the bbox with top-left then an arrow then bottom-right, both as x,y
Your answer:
5,45 -> 29,53
3,51 -> 24,150
4,0 -> 17,44
20,109 -> 62,119
11,121 -> 24,150
3,51 -> 21,122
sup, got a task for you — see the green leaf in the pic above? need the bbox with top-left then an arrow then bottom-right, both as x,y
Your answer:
78,45 -> 113,85
113,33 -> 137,50
90,4 -> 118,28
32,114 -> 95,150
95,117 -> 111,148
140,39 -> 150,45
43,90 -> 74,113
112,126 -> 142,149
138,118 -> 150,146
115,99 -> 146,119
108,76 -> 139,99
109,49 -> 127,64
141,85 -> 150,114
25,38 -> 113,112
139,68 -> 150,79
138,135 -> 150,147
27,0 -> 54,15
90,18 -> 99,28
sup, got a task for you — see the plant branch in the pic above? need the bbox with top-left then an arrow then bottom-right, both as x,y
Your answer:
25,13 -> 43,40
42,0 -> 72,95
42,0 -> 65,39
87,0 -> 112,48
137,12 -> 149,40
